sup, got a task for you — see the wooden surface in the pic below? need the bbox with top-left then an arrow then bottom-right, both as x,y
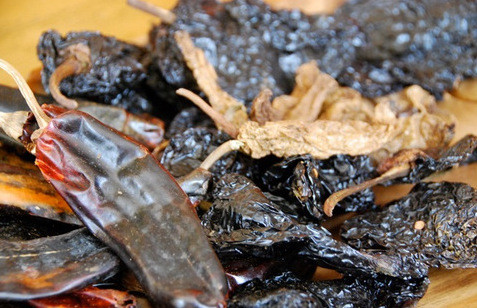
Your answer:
0,0 -> 476,307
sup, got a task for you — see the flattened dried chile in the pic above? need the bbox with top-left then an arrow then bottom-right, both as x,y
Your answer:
260,155 -> 377,219
149,0 -> 477,107
203,174 -> 427,279
0,206 -> 119,301
37,30 -> 152,113
228,272 -> 429,308
341,182 -> 477,268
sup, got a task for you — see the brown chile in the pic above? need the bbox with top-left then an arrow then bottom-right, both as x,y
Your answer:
34,111 -> 227,307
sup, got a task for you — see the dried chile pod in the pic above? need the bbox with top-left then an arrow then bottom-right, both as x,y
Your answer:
35,111 -> 227,307
260,155 -> 377,219
161,127 -> 254,178
29,286 -> 136,308
0,228 -> 120,301
341,182 -> 477,269
0,205 -> 78,241
203,174 -> 427,279
0,85 -> 165,151
37,30 -> 152,113
386,135 -> 477,184
149,0 -> 476,108
41,103 -> 165,151
222,256 -> 316,293
228,271 -> 429,308
0,146 -> 80,225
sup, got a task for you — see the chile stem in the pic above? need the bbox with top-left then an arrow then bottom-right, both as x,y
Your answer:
49,58 -> 81,109
200,140 -> 244,171
176,88 -> 239,138
0,59 -> 50,129
323,163 -> 411,217
127,0 -> 176,24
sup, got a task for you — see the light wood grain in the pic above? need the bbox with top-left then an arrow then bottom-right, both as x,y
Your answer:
0,1 -> 476,307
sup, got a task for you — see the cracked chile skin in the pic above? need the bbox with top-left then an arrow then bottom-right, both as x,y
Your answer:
341,182 -> 477,269
34,111 -> 228,307
149,0 -> 476,107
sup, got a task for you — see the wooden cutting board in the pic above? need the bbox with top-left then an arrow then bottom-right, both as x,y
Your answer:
0,0 -> 476,306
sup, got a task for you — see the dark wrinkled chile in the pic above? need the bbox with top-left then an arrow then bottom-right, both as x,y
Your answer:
341,182 -> 477,268
203,174 -> 427,279
161,127 -> 254,178
394,135 -> 477,183
0,224 -> 119,300
37,30 -> 152,113
259,155 -> 377,219
165,107 -> 214,139
228,272 -> 429,308
148,0 -> 476,107
35,111 -> 227,307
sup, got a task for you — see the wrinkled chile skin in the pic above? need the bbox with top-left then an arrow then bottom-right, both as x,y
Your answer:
34,111 -> 227,307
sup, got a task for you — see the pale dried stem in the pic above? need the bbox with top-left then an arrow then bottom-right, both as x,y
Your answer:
200,140 -> 244,171
127,0 -> 176,24
0,59 -> 50,129
323,163 -> 411,217
199,140 -> 243,170
174,31 -> 248,128
49,58 -> 81,109
176,88 -> 238,138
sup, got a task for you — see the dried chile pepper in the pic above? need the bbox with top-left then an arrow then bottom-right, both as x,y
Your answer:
0,206 -> 119,301
0,60 -> 228,307
0,146 -> 80,225
29,286 -> 136,308
259,155 -> 377,220
382,134 -> 477,184
203,173 -> 428,279
323,135 -> 477,216
34,109 -> 227,307
40,103 -> 165,152
228,271 -> 429,308
0,205 -> 78,241
0,85 -> 165,151
148,0 -> 476,108
37,31 -> 152,113
0,228 -> 120,301
341,181 -> 477,269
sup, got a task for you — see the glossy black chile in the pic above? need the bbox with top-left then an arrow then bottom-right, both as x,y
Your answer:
341,182 -> 477,268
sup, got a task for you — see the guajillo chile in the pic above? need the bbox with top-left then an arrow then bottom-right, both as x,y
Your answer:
0,59 -> 228,307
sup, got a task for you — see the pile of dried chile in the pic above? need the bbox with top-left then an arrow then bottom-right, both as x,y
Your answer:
1,0 -> 476,306
38,0 -> 476,115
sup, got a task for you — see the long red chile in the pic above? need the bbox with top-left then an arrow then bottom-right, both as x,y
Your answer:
35,110 -> 227,307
